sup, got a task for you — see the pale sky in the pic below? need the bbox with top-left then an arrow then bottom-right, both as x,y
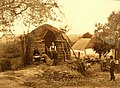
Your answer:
8,0 -> 120,35
56,0 -> 120,35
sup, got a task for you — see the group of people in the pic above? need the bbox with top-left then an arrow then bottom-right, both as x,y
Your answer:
33,42 -> 58,65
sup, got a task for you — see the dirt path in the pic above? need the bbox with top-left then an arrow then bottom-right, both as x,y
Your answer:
0,64 -> 119,88
62,64 -> 120,88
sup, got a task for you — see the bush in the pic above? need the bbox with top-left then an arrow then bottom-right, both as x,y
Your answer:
0,39 -> 22,58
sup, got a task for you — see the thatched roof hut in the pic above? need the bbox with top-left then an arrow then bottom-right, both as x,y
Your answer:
72,38 -> 91,51
26,24 -> 71,65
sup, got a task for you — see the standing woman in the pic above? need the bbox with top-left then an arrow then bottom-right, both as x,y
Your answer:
109,55 -> 116,81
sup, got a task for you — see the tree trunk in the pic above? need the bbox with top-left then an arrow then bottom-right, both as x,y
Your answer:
99,53 -> 102,59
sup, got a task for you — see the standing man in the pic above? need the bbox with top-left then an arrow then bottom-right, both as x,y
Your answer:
49,42 -> 58,65
109,55 -> 116,81
49,42 -> 56,51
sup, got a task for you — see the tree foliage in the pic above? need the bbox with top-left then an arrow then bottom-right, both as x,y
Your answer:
0,0 -> 63,33
108,11 -> 120,31
93,11 -> 120,59
93,22 -> 115,58
81,32 -> 92,38
60,25 -> 70,33
0,40 -> 22,58
94,23 -> 115,45
107,11 -> 120,44
93,37 -> 114,58
107,11 -> 120,59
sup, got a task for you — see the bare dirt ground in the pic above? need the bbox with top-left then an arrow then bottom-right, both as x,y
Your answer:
0,63 -> 120,88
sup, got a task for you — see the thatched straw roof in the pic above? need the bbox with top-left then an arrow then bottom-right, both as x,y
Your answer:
85,35 -> 104,49
72,38 -> 91,50
27,24 -> 61,40
85,37 -> 96,49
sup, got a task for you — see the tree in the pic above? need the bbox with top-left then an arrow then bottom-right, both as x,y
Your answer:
93,23 -> 115,58
107,11 -> 120,59
108,11 -> 120,31
81,32 -> 92,38
0,0 -> 63,33
93,37 -> 114,59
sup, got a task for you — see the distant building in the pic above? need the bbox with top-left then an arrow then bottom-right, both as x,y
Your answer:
72,37 -> 114,59
72,38 -> 97,59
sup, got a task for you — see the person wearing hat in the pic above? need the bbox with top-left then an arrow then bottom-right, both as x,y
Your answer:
109,55 -> 116,81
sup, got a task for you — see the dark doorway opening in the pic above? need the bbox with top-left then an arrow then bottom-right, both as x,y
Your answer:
44,30 -> 56,53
